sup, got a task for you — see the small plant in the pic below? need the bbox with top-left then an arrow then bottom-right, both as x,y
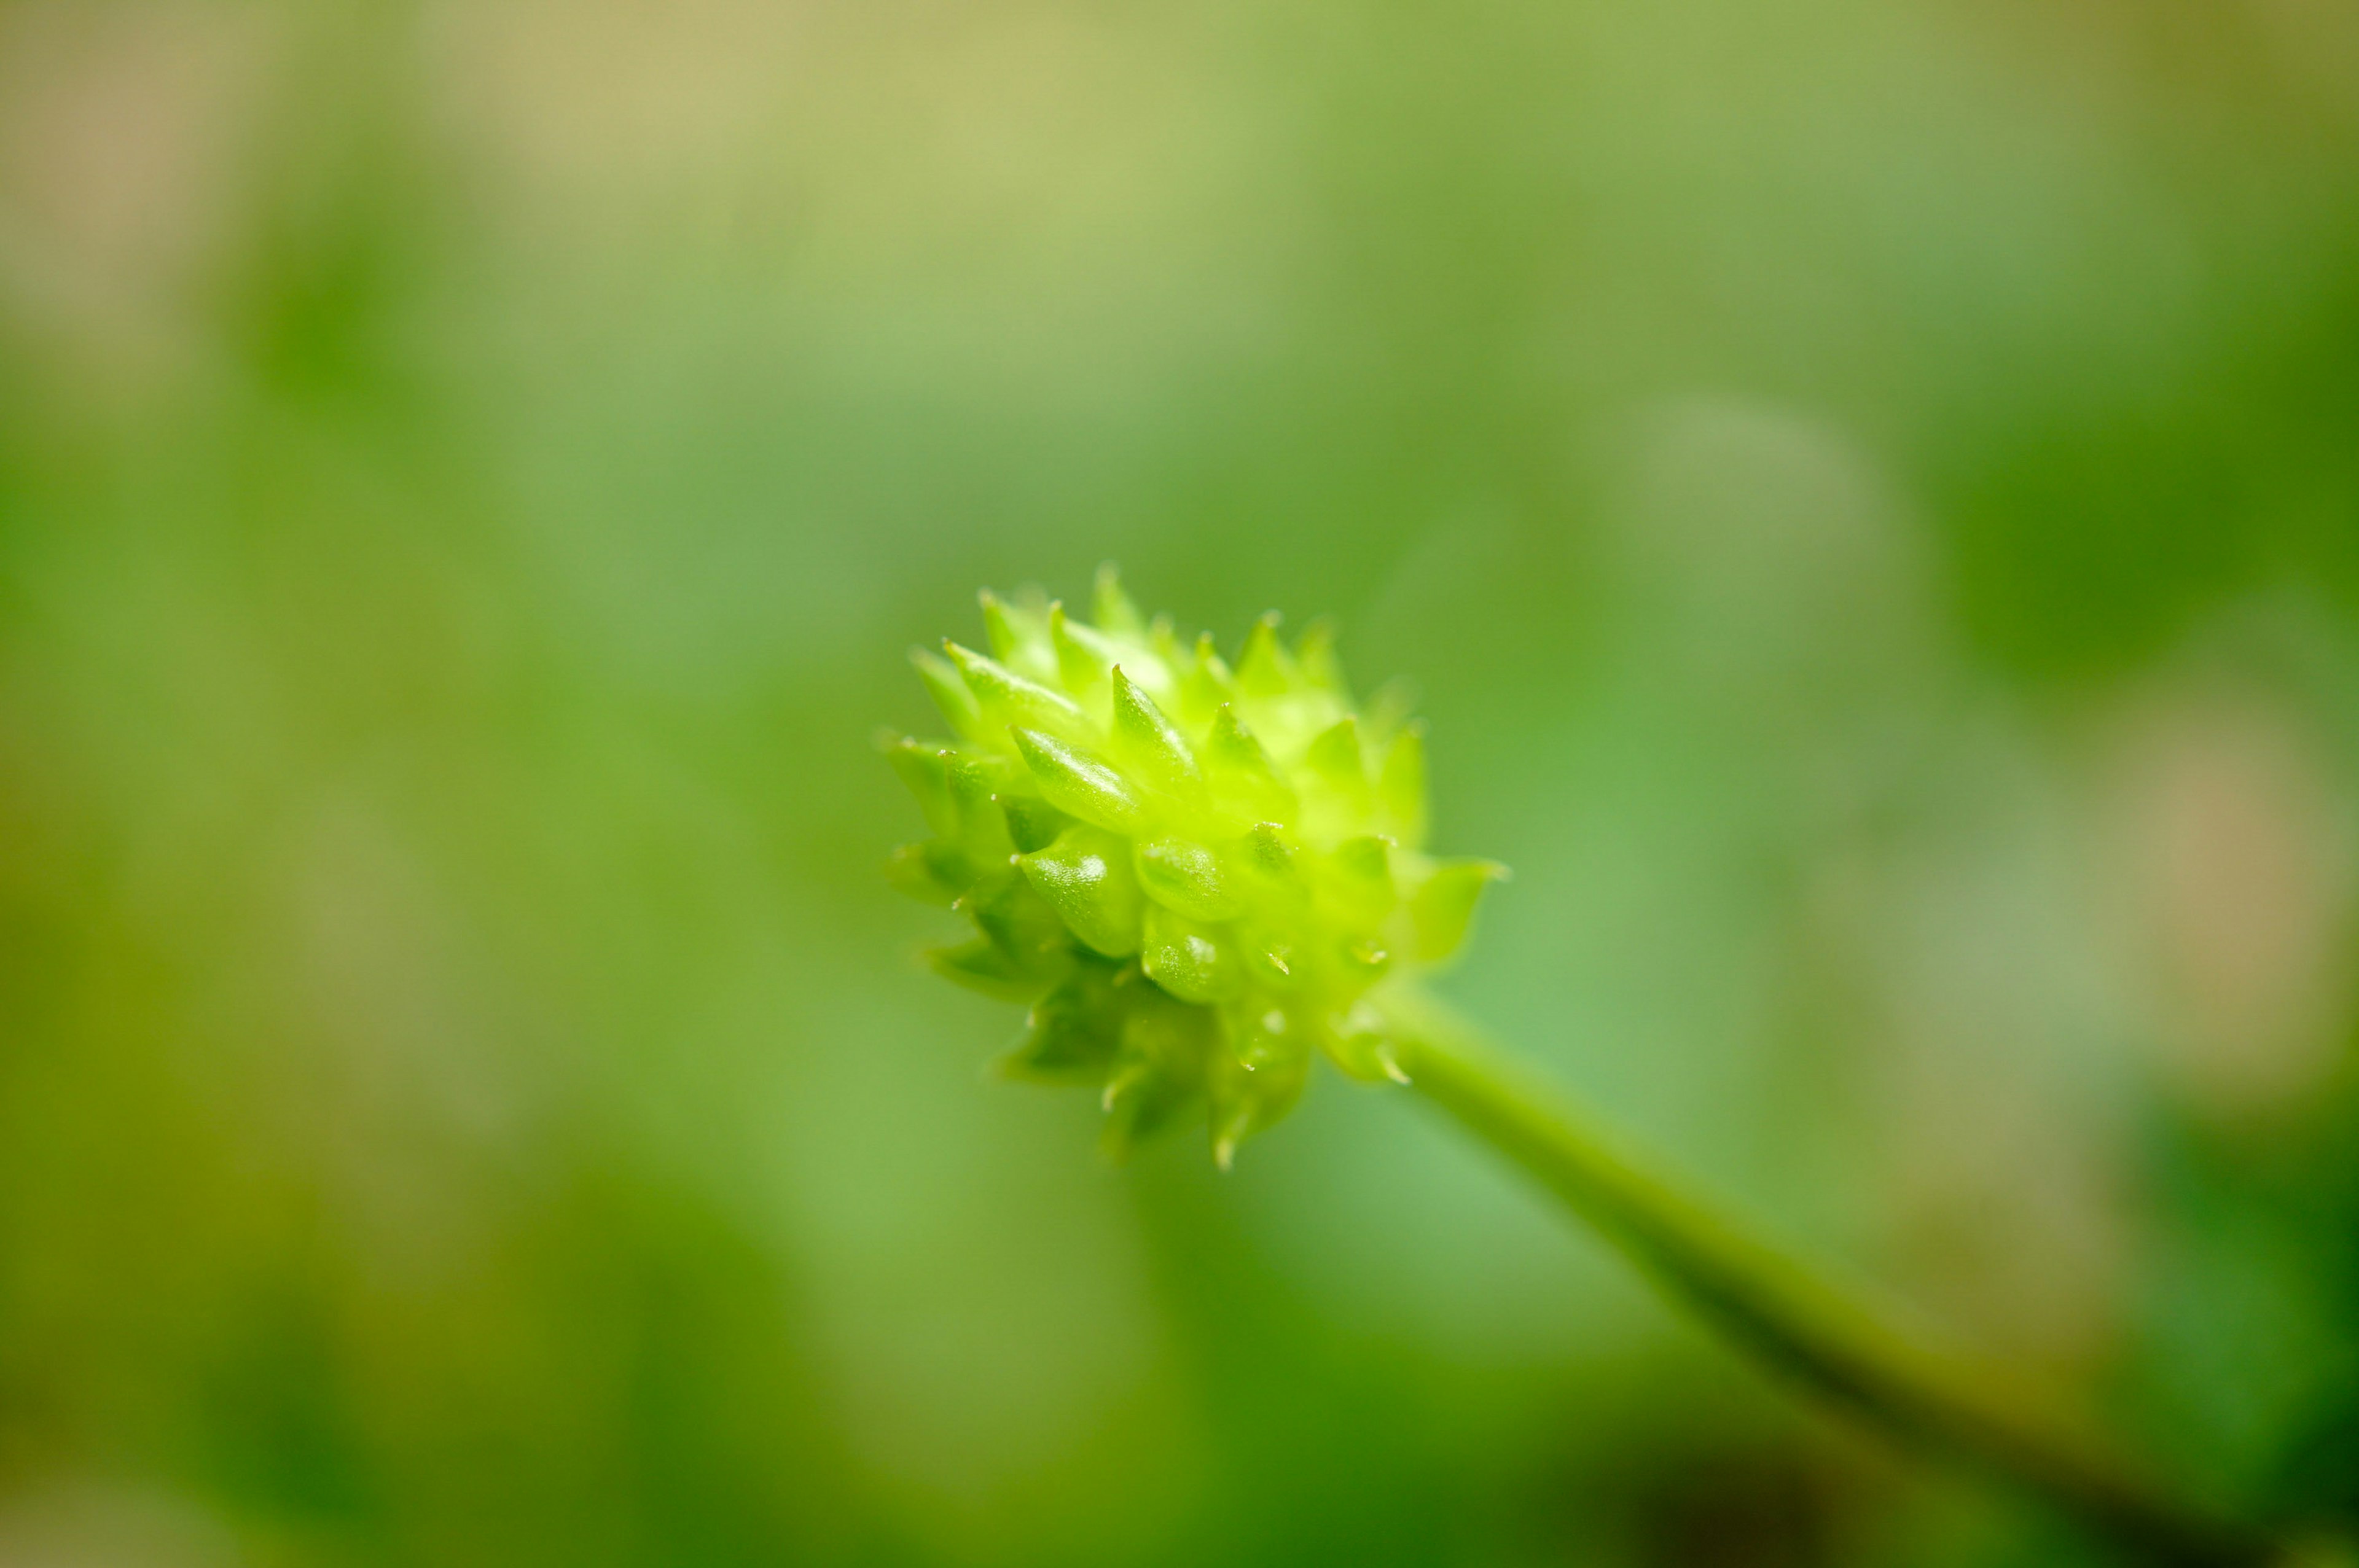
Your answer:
885,570 -> 2314,1568
885,566 -> 1500,1167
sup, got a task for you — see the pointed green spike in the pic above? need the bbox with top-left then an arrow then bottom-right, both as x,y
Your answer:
1205,706 -> 1278,781
1100,1059 -> 1198,1161
928,938 -> 1049,1002
1119,973 -> 1220,1075
1318,999 -> 1407,1083
1205,706 -> 1296,821
1149,614 -> 1183,670
1140,903 -> 1245,1004
1092,562 -> 1146,637
960,867 -> 1074,973
1051,603 -> 1123,708
1243,821 -> 1297,878
1340,932 -> 1393,985
1231,1002 -> 1308,1073
911,647 -> 985,742
1208,707 -> 1302,825
1099,1056 -> 1148,1114
1364,676 -> 1418,742
1181,633 -> 1235,725
1331,833 -> 1391,883
1294,617 -> 1344,693
1134,837 -> 1242,922
1209,1022 -> 1310,1168
1234,612 -> 1293,696
998,792 -> 1073,854
1306,717 -> 1367,794
1110,667 -> 1202,796
1410,859 -> 1509,964
979,588 -> 1025,661
1020,826 -> 1146,958
1000,965 -> 1125,1083
1240,922 -> 1300,988
884,736 -> 958,837
945,753 -> 1015,860
1328,833 -> 1398,919
1011,727 -> 1149,835
1101,989 -> 1215,1157
1377,722 -> 1428,849
1210,1113 -> 1246,1173
945,641 -> 1092,739
886,840 -> 977,906
983,587 -> 1060,684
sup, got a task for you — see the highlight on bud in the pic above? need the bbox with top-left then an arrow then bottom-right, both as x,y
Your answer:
883,568 -> 1507,1167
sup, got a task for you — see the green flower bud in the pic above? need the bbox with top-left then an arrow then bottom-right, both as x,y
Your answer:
883,568 -> 1507,1164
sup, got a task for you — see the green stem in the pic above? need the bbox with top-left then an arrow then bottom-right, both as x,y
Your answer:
1375,983 -> 2286,1567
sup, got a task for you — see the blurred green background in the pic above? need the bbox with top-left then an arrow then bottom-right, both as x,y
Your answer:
3,1 -> 2358,1562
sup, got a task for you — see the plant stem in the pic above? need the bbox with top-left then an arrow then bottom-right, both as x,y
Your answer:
1374,983 -> 2286,1567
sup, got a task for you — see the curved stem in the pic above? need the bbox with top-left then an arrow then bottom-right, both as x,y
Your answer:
1374,983 -> 2288,1567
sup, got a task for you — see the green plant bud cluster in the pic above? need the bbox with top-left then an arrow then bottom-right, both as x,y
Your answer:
884,568 -> 1507,1167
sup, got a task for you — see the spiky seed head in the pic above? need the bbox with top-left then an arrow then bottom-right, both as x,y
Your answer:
884,570 -> 1508,1166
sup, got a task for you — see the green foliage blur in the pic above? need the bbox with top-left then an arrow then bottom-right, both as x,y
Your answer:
2,1 -> 2357,1562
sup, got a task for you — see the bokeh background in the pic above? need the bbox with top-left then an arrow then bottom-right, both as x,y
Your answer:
4,1 -> 2358,1562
